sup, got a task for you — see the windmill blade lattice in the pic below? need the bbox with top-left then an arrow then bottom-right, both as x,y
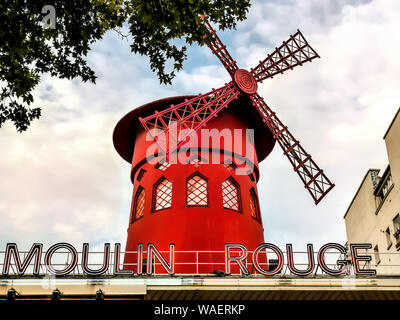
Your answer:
250,93 -> 334,204
250,30 -> 320,82
139,16 -> 334,204
139,82 -> 240,152
201,15 -> 239,77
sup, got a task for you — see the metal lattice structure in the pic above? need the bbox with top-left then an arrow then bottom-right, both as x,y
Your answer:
250,93 -> 334,203
250,30 -> 319,82
140,83 -> 239,151
139,16 -> 334,204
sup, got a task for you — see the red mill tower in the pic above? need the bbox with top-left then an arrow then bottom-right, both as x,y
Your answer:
113,17 -> 334,274
113,96 -> 275,274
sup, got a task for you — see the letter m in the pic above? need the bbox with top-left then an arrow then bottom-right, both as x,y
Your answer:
2,243 -> 43,276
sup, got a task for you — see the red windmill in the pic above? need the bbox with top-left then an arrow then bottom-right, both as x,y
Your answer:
113,17 -> 334,274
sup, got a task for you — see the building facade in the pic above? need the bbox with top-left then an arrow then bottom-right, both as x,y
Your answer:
344,108 -> 400,275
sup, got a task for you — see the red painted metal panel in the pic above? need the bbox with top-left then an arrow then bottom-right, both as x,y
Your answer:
120,105 -> 266,274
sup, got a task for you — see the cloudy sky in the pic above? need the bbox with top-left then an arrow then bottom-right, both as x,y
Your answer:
1,0 -> 399,253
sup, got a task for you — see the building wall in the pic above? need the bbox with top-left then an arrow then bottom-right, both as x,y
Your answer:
385,109 -> 400,188
344,170 -> 379,242
344,108 -> 400,275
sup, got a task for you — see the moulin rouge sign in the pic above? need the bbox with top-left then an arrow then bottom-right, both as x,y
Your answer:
1,242 -> 377,277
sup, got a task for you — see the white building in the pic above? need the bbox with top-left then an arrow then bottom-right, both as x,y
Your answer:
344,108 -> 400,275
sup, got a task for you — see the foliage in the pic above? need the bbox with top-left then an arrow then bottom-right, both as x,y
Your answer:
0,0 -> 250,131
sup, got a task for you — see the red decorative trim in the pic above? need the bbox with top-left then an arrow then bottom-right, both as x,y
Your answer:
248,172 -> 255,182
136,168 -> 146,181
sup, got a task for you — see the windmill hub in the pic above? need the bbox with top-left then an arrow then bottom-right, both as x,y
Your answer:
233,69 -> 258,95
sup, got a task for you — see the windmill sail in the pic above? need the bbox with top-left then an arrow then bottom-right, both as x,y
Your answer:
139,16 -> 334,204
139,83 -> 240,153
201,16 -> 238,77
250,93 -> 334,204
251,30 -> 319,82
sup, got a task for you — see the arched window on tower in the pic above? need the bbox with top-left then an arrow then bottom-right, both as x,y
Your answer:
187,173 -> 208,206
153,177 -> 173,211
132,186 -> 145,222
249,188 -> 261,222
222,177 -> 241,212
